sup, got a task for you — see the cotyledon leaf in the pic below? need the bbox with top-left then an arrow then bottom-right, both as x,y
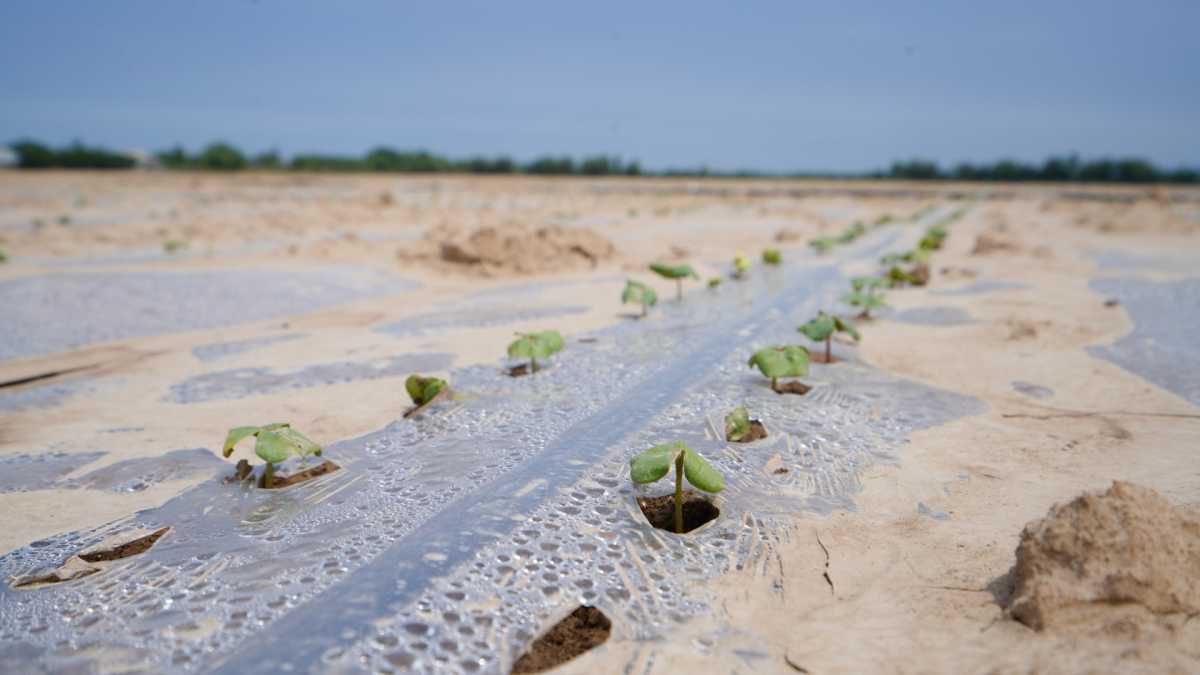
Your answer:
222,426 -> 262,458
629,441 -> 685,484
253,430 -> 294,464
682,449 -> 725,493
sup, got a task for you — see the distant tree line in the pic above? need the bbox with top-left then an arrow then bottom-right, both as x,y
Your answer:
5,138 -> 1196,183
886,156 -> 1198,184
155,143 -> 642,176
9,140 -> 137,169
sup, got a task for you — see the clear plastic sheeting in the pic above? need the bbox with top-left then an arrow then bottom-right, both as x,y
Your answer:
0,217 -> 985,674
0,268 -> 417,362
1087,277 -> 1200,406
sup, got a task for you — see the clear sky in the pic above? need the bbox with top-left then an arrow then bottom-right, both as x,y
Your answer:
1,1 -> 1197,173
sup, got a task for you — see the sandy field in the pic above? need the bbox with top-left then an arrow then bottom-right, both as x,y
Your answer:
0,171 -> 1198,674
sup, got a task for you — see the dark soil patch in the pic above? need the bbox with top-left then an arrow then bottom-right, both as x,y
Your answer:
728,419 -> 768,443
774,467 -> 789,475
772,380 -> 812,396
261,461 -> 340,489
809,352 -> 839,365
637,491 -> 720,533
79,527 -> 170,563
507,362 -> 542,377
511,605 -> 612,674
227,460 -> 341,488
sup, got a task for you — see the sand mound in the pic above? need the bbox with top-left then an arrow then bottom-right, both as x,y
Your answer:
409,224 -> 615,276
1007,481 -> 1200,632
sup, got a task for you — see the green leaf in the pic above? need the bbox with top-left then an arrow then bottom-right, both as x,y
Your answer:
733,255 -> 750,275
508,333 -> 553,360
798,313 -> 835,342
725,406 -> 750,442
405,375 -> 426,404
649,263 -> 698,280
762,249 -> 782,265
253,430 -> 293,464
843,291 -> 886,310
748,345 -> 810,379
851,276 -> 885,292
682,449 -> 725,493
809,237 -> 836,253
833,316 -> 861,341
222,426 -> 261,458
535,330 -> 564,355
630,442 -> 685,484
622,280 -> 657,308
276,426 -> 323,458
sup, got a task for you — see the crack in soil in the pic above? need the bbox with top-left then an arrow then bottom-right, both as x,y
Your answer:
815,531 -> 834,595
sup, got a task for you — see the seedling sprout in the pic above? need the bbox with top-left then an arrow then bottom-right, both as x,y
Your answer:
621,280 -> 657,317
843,286 -> 886,319
163,239 -> 188,254
630,441 -> 724,533
222,422 -> 322,488
0,248 -> 7,264
809,237 -> 836,254
798,311 -> 860,363
762,249 -> 782,265
649,263 -> 699,300
707,276 -> 722,288
404,374 -> 448,416
507,330 -> 564,374
732,254 -> 751,279
748,345 -> 812,394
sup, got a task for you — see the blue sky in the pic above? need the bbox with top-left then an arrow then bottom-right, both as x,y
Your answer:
1,1 -> 1197,172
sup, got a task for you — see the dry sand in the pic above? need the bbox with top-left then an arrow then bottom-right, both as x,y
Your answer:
1,172 -> 1199,673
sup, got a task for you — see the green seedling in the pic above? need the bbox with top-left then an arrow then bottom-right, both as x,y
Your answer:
404,374 -> 448,417
630,441 -> 725,534
851,276 -> 887,293
897,248 -> 931,265
918,224 -> 947,251
874,214 -> 894,226
163,239 -> 188,254
809,237 -> 836,254
622,280 -> 658,317
725,406 -> 751,441
762,249 -> 782,265
843,288 -> 886,320
507,330 -> 564,374
836,221 -> 866,244
0,248 -> 7,264
707,276 -> 722,288
57,215 -> 71,226
649,263 -> 699,300
732,254 -> 751,279
886,263 -> 930,288
748,345 -> 812,394
222,422 -> 322,488
798,311 -> 860,363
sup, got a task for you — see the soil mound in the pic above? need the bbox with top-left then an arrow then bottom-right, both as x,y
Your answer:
1007,481 -> 1200,631
420,224 -> 615,276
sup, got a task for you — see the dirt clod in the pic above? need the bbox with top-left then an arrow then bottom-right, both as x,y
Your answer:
637,491 -> 720,533
728,419 -> 768,443
772,380 -> 812,396
1007,481 -> 1200,631
511,605 -> 612,674
415,224 -> 615,276
260,461 -> 340,489
971,233 -> 1020,255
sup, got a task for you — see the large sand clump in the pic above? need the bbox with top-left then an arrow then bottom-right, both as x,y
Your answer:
1007,481 -> 1200,631
404,223 -> 616,276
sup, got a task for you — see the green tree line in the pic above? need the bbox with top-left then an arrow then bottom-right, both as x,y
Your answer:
886,156 -> 1198,184
6,138 -> 1196,183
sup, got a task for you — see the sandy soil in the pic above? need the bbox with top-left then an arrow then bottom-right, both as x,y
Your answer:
1,171 -> 1199,673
